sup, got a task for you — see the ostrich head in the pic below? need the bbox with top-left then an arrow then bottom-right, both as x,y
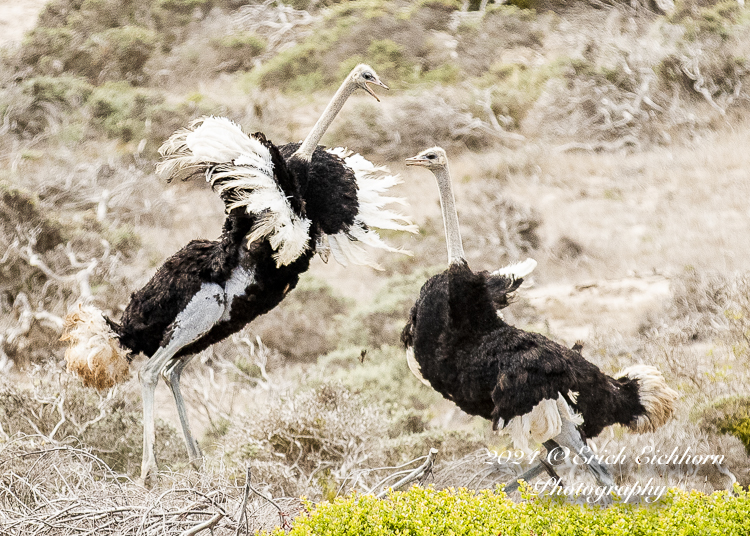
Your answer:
406,146 -> 465,265
348,64 -> 389,101
405,147 -> 448,170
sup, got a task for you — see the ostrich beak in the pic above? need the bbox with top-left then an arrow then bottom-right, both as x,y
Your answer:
405,155 -> 428,166
364,79 -> 389,102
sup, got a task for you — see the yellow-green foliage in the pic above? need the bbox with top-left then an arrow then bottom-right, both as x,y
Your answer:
1,76 -> 93,137
19,0 -> 237,82
82,25 -> 158,82
210,32 -> 266,72
701,396 -> 750,455
481,60 -> 563,126
671,0 -> 745,40
277,486 -> 750,536
314,345 -> 442,410
87,80 -> 215,151
338,268 -> 437,347
248,276 -> 352,362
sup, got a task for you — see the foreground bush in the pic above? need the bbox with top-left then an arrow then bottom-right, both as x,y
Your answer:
279,486 -> 750,536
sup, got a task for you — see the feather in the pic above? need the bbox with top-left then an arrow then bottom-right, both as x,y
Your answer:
502,393 -> 583,453
492,258 -> 537,280
60,304 -> 130,390
158,117 -> 311,266
320,148 -> 418,269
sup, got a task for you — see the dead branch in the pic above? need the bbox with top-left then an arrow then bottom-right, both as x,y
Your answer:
373,448 -> 439,499
181,513 -> 225,536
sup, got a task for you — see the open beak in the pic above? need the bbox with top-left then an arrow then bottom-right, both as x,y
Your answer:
364,79 -> 389,102
405,156 -> 428,167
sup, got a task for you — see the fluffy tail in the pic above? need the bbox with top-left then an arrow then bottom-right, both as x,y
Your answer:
60,304 -> 131,390
616,364 -> 678,434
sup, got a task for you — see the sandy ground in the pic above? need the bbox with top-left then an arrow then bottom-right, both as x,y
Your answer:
0,0 -> 47,46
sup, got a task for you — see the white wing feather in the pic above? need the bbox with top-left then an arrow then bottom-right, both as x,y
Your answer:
157,117 -> 311,266
322,148 -> 418,270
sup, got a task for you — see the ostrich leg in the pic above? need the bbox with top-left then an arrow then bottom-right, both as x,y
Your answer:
504,440 -> 565,493
554,418 -> 615,488
504,421 -> 615,494
139,284 -> 226,485
162,355 -> 202,466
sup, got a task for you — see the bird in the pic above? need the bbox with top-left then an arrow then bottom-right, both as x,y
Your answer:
401,147 -> 678,491
61,65 -> 416,484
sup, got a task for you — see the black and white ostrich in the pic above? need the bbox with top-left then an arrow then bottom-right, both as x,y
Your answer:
61,65 -> 416,484
401,147 -> 678,490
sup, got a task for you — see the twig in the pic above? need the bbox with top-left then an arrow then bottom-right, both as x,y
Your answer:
234,468 -> 252,536
246,468 -> 291,530
374,448 -> 438,499
180,513 -> 224,536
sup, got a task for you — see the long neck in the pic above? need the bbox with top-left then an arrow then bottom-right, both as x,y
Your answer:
293,79 -> 356,162
433,166 -> 466,265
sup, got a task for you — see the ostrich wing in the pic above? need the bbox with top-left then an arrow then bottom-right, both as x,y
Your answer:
485,258 -> 537,310
157,117 -> 311,267
317,148 -> 418,270
488,329 -> 579,431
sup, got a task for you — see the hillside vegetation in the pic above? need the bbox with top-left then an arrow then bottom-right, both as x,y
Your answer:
1,0 -> 750,532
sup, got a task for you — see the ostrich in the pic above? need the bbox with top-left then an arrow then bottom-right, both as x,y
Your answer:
401,147 -> 678,491
61,65 -> 415,484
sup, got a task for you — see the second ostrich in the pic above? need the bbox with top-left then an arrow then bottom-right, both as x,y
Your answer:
401,147 -> 678,490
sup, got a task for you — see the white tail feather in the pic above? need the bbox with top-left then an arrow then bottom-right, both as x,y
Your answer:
60,304 -> 130,390
158,117 -> 311,266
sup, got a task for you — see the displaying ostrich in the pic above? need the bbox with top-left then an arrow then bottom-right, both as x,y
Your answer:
61,65 -> 416,484
401,147 -> 678,491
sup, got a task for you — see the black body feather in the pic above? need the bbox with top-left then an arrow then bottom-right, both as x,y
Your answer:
279,143 -> 359,236
401,262 -> 647,439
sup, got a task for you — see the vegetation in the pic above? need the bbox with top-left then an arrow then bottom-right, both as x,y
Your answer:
278,486 -> 750,536
2,0 -> 750,532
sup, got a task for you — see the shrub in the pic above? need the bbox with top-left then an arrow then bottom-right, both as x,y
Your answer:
245,276 -> 351,362
336,269 -> 435,348
209,32 -> 266,72
82,25 -> 158,83
0,372 -> 184,475
0,76 -> 93,138
276,486 -> 750,536
87,81 -> 216,153
700,396 -> 750,455
313,345 -> 442,411
671,0 -> 744,40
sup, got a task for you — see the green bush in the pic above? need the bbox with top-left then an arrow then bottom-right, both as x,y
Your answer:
314,344 -> 442,411
82,25 -> 158,83
0,76 -> 92,137
277,486 -> 750,536
210,32 -> 266,72
671,0 -> 744,40
87,81 -> 215,152
701,396 -> 750,455
338,268 -> 435,348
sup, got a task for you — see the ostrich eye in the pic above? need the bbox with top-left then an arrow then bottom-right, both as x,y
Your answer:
363,73 -> 373,80
427,154 -> 436,159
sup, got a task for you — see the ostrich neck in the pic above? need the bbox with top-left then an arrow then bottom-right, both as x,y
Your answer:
433,166 -> 466,265
293,81 -> 356,162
